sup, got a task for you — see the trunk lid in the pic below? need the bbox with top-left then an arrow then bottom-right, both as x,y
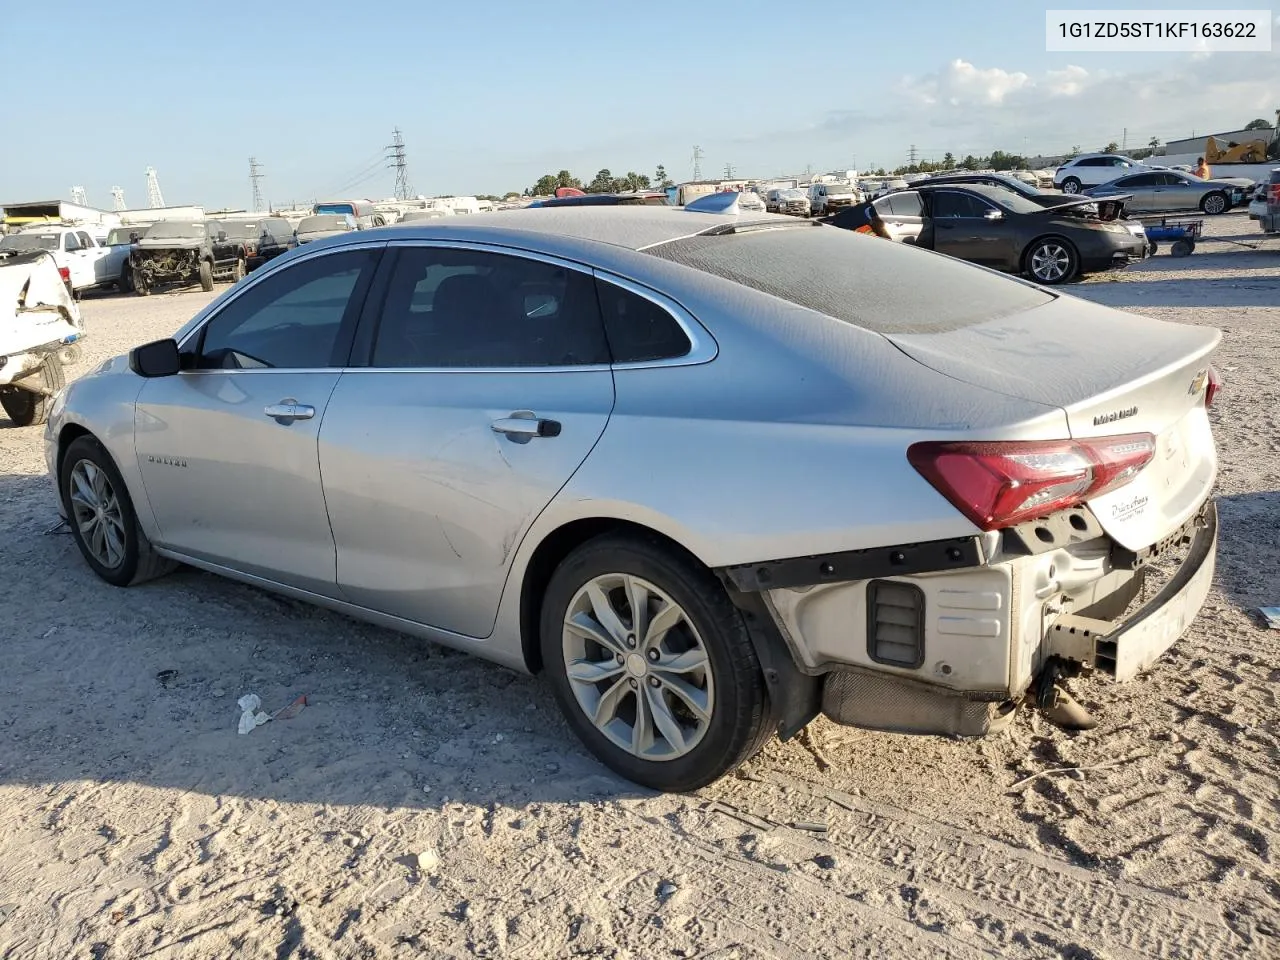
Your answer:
885,294 -> 1219,550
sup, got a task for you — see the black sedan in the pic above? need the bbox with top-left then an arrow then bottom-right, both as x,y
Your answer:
827,184 -> 1147,284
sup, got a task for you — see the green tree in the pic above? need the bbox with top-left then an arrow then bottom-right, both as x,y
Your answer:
1244,118 -> 1271,130
1069,145 -> 1081,156
1148,137 -> 1160,150
530,174 -> 558,196
555,170 -> 580,190
1101,141 -> 1119,153
621,172 -> 651,192
942,152 -> 955,167
960,154 -> 982,170
587,168 -> 615,193
654,163 -> 672,187
988,150 -> 1026,171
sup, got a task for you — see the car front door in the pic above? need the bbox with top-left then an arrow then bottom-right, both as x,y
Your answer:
318,243 -> 616,637
1112,173 -> 1161,211
132,245 -> 383,594
928,190 -> 1009,265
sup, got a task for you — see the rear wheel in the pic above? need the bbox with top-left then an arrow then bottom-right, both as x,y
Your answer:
1170,238 -> 1194,257
1200,191 -> 1228,215
541,534 -> 774,792
1060,177 -> 1082,194
59,436 -> 177,587
132,268 -> 151,296
0,355 -> 64,427
199,259 -> 214,291
233,258 -> 246,281
1025,238 -> 1078,284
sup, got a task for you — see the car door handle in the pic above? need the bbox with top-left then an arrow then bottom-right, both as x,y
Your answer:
263,399 -> 315,422
491,412 -> 562,442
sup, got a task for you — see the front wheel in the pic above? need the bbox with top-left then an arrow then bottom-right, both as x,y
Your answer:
0,355 -> 64,427
198,259 -> 214,291
132,268 -> 151,296
1060,177 -> 1082,194
59,436 -> 177,587
1025,238 -> 1079,285
233,258 -> 246,281
541,534 -> 774,792
1200,191 -> 1228,215
118,265 -> 133,293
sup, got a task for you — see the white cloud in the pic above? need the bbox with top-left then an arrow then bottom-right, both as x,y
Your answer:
902,59 -> 1031,106
1043,65 -> 1090,97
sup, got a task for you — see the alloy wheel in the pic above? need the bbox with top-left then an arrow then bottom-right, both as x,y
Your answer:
561,573 -> 714,761
1203,194 -> 1226,214
68,459 -> 126,569
1031,243 -> 1071,282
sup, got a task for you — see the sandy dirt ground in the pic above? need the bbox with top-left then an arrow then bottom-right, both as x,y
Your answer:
1,214 -> 1277,959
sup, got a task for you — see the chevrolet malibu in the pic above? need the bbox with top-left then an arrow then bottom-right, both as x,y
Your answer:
44,207 -> 1220,792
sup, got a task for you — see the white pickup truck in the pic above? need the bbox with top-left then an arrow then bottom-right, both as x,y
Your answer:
0,225 -> 129,296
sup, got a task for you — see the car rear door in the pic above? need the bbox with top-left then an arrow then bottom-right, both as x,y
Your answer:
318,242 -> 616,638
878,191 -> 924,242
133,245 -> 383,595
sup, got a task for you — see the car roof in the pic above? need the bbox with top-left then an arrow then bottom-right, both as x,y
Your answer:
320,207 -> 789,252
914,182 -> 1007,200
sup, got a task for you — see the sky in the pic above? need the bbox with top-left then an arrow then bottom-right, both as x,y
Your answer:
5,0 -> 1278,210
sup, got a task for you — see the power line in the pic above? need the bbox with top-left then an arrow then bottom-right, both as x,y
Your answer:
249,157 -> 265,212
387,128 -> 413,200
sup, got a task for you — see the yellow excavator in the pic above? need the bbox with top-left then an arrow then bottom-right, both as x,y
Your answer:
1204,135 -> 1269,164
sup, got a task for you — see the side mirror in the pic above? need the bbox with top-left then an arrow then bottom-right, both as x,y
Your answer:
984,209 -> 1004,220
129,338 -> 182,378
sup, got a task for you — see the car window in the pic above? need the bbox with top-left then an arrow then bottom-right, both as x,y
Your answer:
369,246 -> 610,368
931,191 -> 989,218
77,231 -> 94,248
1076,158 -> 1101,167
64,232 -> 81,251
1120,173 -> 1161,188
195,249 -> 378,370
595,280 -> 691,363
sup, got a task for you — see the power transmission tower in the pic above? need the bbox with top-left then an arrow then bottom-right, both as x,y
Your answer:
249,157 -> 265,212
110,187 -> 125,211
145,167 -> 165,208
907,144 -> 919,164
386,128 -> 413,200
70,186 -> 88,206
723,162 -> 735,179
692,145 -> 704,181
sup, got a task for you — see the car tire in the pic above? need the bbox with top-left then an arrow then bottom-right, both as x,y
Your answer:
118,265 -> 133,293
132,268 -> 151,296
1025,237 -> 1079,285
233,258 -> 246,282
540,533 -> 774,792
0,354 -> 64,427
1200,191 -> 1228,215
1060,177 -> 1082,194
1170,239 -> 1194,257
199,259 -> 214,291
59,435 -> 177,587
1147,241 -> 1159,256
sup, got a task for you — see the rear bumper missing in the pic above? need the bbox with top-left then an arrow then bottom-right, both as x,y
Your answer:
1047,500 -> 1216,681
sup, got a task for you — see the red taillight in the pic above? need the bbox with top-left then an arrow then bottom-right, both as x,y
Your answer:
1205,365 -> 1221,407
908,433 -> 1156,531
58,267 -> 70,283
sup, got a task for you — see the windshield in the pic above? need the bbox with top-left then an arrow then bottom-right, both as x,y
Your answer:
299,215 -> 351,232
646,225 -> 1051,335
314,202 -> 356,216
0,232 -> 58,251
984,190 -> 1047,215
106,227 -> 147,244
781,189 -> 806,199
145,220 -> 205,239
216,221 -> 261,239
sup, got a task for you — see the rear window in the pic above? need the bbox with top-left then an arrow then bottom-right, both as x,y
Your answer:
644,225 -> 1052,335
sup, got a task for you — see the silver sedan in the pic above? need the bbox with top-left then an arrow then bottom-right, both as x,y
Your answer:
1085,169 -> 1249,214
43,207 -> 1221,791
